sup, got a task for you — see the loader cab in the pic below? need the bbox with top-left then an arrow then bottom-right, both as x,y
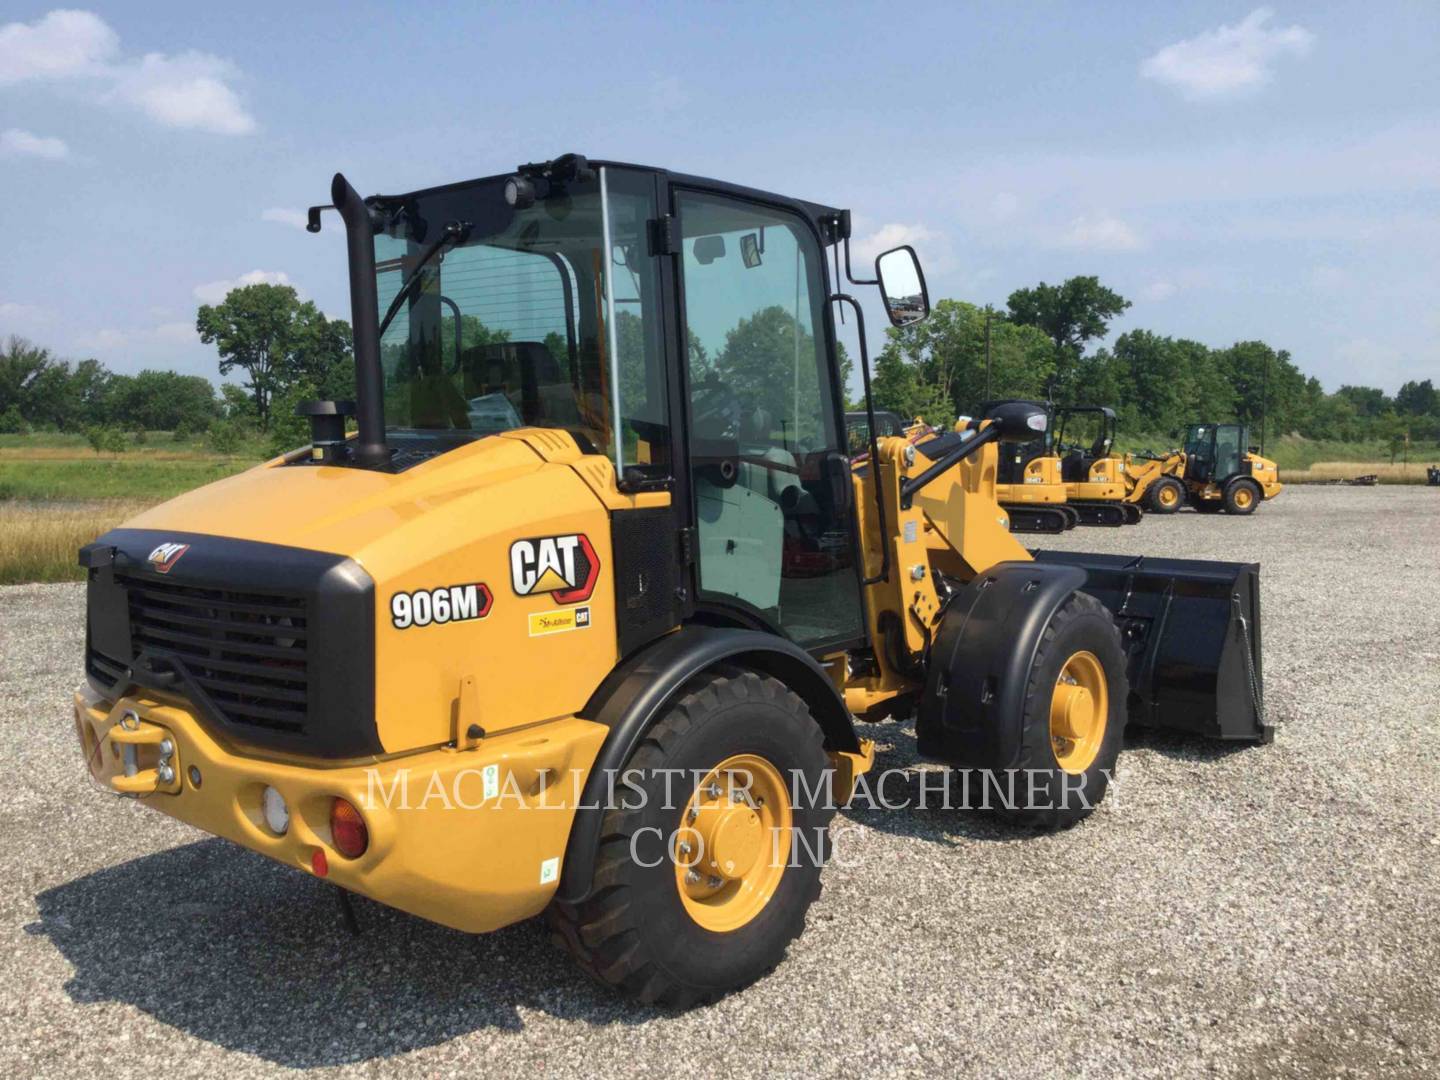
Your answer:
1055,406 -> 1118,483
1183,423 -> 1248,484
327,155 -> 919,656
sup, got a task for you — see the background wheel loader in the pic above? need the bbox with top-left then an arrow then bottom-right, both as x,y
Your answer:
72,154 -> 1268,1007
1180,422 -> 1282,514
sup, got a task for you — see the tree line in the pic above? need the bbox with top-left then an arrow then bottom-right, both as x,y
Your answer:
871,276 -> 1439,446
3,277 -> 1435,453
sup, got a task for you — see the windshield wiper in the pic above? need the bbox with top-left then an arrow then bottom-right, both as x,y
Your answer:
377,220 -> 473,337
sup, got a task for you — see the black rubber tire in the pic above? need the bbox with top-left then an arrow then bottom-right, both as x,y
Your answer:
546,670 -> 833,1007
999,591 -> 1128,830
1224,477 -> 1261,515
1146,476 -> 1185,515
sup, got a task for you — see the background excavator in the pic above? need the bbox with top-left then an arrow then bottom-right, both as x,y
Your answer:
73,154 -> 1268,1006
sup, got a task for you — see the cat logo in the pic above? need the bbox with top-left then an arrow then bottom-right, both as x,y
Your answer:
510,534 -> 599,604
147,542 -> 190,574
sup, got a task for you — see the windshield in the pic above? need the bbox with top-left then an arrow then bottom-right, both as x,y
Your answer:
371,167 -> 668,471
1184,425 -> 1211,457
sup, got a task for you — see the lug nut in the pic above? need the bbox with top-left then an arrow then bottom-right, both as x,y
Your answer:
686,869 -> 700,885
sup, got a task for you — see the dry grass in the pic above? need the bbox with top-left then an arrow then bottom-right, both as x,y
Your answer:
0,500 -> 153,585
1282,461 -> 1435,485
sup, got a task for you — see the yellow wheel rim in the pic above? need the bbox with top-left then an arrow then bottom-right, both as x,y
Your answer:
1158,485 -> 1178,508
1233,486 -> 1253,508
1049,651 -> 1107,774
675,754 -> 792,933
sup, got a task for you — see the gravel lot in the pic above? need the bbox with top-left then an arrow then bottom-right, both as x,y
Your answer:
2,485 -> 1437,1078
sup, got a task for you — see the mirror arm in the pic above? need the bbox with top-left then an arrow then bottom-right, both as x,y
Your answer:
834,211 -> 877,286
828,292 -> 888,586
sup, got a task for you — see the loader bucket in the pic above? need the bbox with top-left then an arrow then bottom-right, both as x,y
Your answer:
1030,550 -> 1271,743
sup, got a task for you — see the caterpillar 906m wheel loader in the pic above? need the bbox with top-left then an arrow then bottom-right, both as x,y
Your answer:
72,155 -> 1269,1007
1181,422 -> 1282,514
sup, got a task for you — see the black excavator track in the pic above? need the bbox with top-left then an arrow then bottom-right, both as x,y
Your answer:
1001,504 -> 1078,534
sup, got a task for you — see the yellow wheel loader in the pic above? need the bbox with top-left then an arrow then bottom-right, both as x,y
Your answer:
1117,448 -> 1188,515
72,155 -> 1268,1006
1180,423 -> 1282,514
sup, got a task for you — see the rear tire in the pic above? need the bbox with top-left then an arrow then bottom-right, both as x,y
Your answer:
1146,476 -> 1184,514
999,591 -> 1128,830
546,670 -> 833,1007
1224,477 -> 1261,515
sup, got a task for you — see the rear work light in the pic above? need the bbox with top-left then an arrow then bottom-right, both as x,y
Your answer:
330,797 -> 369,858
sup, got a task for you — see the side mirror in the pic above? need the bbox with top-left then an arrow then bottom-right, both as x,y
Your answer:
986,401 -> 1050,442
875,246 -> 930,327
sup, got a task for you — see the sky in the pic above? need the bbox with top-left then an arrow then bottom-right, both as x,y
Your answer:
0,1 -> 1436,394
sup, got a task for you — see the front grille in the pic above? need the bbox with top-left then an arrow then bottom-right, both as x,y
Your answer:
91,575 -> 310,734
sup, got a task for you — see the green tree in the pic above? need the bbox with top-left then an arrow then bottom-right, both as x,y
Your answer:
871,299 -> 1054,421
108,369 -> 218,431
1006,277 -> 1130,395
196,284 -> 351,429
1395,378 -> 1438,416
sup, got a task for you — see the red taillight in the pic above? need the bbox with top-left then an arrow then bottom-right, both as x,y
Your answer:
311,849 -> 329,877
330,798 -> 369,858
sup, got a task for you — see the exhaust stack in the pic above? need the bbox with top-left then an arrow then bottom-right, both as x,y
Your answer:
331,173 -> 390,467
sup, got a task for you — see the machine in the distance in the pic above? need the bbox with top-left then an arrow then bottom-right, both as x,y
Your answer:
1181,422 -> 1282,514
72,154 -> 1268,1007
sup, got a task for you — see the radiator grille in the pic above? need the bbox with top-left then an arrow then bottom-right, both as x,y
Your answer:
88,574 -> 309,734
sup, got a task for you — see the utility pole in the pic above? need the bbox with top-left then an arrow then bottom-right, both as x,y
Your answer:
984,307 -> 993,400
1260,353 -> 1269,455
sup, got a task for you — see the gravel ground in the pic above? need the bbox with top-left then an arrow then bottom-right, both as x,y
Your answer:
1,485 -> 1437,1078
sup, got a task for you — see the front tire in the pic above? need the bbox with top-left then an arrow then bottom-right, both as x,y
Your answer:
1147,476 -> 1185,514
1001,591 -> 1128,830
547,670 -> 833,1006
1224,477 -> 1261,515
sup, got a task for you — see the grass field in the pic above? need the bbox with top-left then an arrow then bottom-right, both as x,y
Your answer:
0,432 -> 269,584
2,428 -> 1435,584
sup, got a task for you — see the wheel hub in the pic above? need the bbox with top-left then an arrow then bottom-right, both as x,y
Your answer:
1048,651 -> 1108,773
675,753 -> 792,932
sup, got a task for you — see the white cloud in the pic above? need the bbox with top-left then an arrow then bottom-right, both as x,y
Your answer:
0,300 -> 52,328
76,327 -> 128,350
109,50 -> 256,135
0,9 -> 256,134
0,9 -> 117,84
852,223 -> 939,265
0,128 -> 70,160
1141,280 -> 1177,302
261,207 -> 310,230
193,270 -> 294,305
1055,212 -> 1145,252
1141,8 -> 1314,101
151,321 -> 199,345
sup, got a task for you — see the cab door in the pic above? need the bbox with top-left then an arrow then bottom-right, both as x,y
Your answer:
671,187 -> 863,651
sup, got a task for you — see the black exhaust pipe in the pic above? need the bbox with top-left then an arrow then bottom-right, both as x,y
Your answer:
331,173 -> 390,467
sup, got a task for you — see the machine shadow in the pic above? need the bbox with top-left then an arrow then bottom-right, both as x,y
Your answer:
31,839 -> 655,1067
841,721 -> 1039,848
